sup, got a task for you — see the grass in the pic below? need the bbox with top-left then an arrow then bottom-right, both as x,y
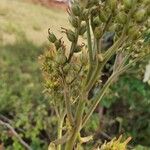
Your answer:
0,0 -> 69,45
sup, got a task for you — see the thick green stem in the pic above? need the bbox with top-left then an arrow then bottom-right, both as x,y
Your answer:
85,19 -> 94,85
57,112 -> 66,150
65,93 -> 86,150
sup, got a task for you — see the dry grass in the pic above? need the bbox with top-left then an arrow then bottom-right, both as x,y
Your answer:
0,0 -> 70,45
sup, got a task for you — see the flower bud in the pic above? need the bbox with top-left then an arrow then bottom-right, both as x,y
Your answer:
63,64 -> 71,73
48,30 -> 57,43
99,10 -> 107,22
79,22 -> 87,35
123,0 -> 132,9
69,16 -> 79,28
71,4 -> 81,16
66,30 -> 76,42
93,16 -> 101,27
108,0 -> 117,11
94,26 -> 102,39
81,9 -> 89,21
127,27 -> 140,40
117,12 -> 127,24
55,52 -> 67,65
134,8 -> 146,23
54,39 -> 62,50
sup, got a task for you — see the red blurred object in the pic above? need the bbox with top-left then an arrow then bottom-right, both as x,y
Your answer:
29,0 -> 69,10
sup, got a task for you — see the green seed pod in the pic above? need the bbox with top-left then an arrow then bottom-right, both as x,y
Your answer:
108,0 -> 117,11
66,30 -> 76,42
79,22 -> 87,35
94,26 -> 102,39
123,0 -> 132,9
54,39 -> 62,50
55,52 -> 67,65
93,16 -> 101,27
69,16 -> 79,28
71,4 -> 81,16
117,12 -> 127,24
128,27 -> 140,40
48,32 -> 57,43
63,64 -> 71,73
134,8 -> 146,23
99,10 -> 107,22
81,9 -> 89,21
91,6 -> 99,16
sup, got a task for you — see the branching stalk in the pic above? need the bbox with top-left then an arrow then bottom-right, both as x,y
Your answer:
57,111 -> 66,150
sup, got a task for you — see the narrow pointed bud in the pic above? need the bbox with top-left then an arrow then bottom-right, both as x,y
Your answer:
93,16 -> 101,27
66,30 -> 76,42
134,8 -> 146,23
69,16 -> 79,28
127,27 -> 140,40
63,64 -> 71,73
79,22 -> 87,35
54,39 -> 62,50
94,26 -> 102,39
48,29 -> 57,43
123,0 -> 132,9
117,12 -> 127,24
81,9 -> 89,21
99,10 -> 107,22
108,0 -> 117,11
71,4 -> 81,16
55,48 -> 67,65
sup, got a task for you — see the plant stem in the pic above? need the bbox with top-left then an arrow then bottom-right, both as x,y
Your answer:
63,79 -> 74,126
57,112 -> 66,150
85,19 -> 94,85
82,70 -> 122,128
65,93 -> 86,150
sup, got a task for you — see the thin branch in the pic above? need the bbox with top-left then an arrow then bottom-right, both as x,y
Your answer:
86,19 -> 93,64
82,67 -> 127,128
85,19 -> 95,85
85,32 -> 127,93
0,119 -> 32,150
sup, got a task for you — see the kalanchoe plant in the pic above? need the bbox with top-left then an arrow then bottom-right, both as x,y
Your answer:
39,0 -> 150,149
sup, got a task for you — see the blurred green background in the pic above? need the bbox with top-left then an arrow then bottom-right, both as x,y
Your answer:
0,0 -> 150,149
